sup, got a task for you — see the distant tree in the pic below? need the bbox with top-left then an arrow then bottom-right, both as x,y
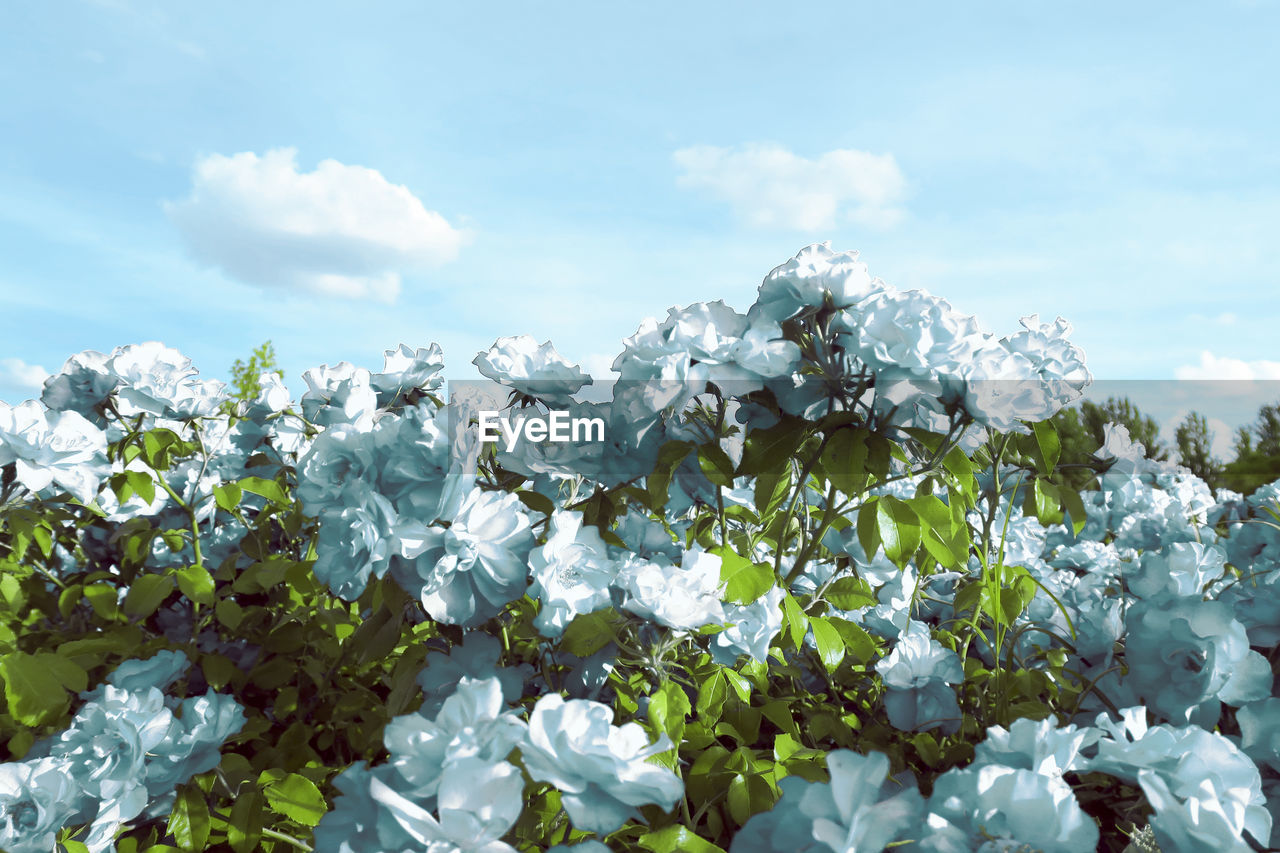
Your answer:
1049,396 -> 1168,491
222,341 -> 282,414
1223,401 -> 1280,495
1174,411 -> 1224,489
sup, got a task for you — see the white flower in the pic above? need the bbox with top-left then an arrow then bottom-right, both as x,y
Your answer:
527,511 -> 618,637
616,550 -> 726,631
473,336 -> 591,403
520,694 -> 682,834
748,243 -> 882,323
0,400 -> 109,503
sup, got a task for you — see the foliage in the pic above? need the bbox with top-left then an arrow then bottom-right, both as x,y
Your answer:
1,245 -> 1278,853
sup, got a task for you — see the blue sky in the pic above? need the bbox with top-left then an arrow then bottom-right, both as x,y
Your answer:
1,1 -> 1277,458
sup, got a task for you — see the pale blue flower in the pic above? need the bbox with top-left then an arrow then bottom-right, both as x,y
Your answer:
1237,698 -> 1280,773
712,584 -> 785,665
105,650 -> 190,695
41,349 -> 118,426
370,757 -> 523,853
1123,597 -> 1272,724
972,716 -> 1099,777
473,335 -> 592,403
371,343 -> 445,407
392,487 -> 534,626
0,401 -> 109,503
527,511 -> 618,637
616,550 -> 725,632
730,776 -> 834,853
747,242 -> 881,323
875,620 -> 964,735
520,693 -> 682,834
312,492 -> 398,601
914,764 -> 1098,852
0,757 -> 83,853
806,750 -> 924,852
300,362 -> 379,430
547,842 -> 612,853
146,691 -> 247,793
384,677 -> 526,801
312,762 -> 413,853
415,633 -> 530,719
295,423 -> 380,516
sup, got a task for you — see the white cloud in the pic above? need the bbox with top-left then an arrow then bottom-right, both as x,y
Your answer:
1174,350 -> 1280,380
165,148 -> 466,303
673,143 -> 906,230
0,358 -> 49,393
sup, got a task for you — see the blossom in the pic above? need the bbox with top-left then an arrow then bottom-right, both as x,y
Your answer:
415,633 -> 530,719
40,349 -> 119,425
384,677 -> 526,801
747,242 -> 882,323
527,511 -> 618,637
874,620 -> 964,735
106,342 -> 228,419
833,287 -> 989,381
1235,698 -> 1280,773
0,400 -> 109,503
369,758 -> 523,853
392,487 -> 534,626
371,343 -> 445,406
807,750 -> 924,852
49,686 -> 171,805
916,763 -> 1099,852
145,691 -> 247,793
312,492 -> 398,601
971,716 -> 1098,777
1123,597 -> 1272,724
300,362 -> 379,429
0,757 -> 84,853
520,693 -> 682,834
295,422 -> 381,516
712,584 -> 785,665
473,335 -> 591,403
104,650 -> 190,695
616,550 -> 726,631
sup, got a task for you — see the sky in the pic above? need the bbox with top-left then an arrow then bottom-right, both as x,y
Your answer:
1,1 -> 1277,461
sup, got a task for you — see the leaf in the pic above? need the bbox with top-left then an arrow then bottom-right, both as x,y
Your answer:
174,564 -> 216,606
638,825 -> 727,853
262,772 -> 327,827
516,489 -> 555,517
696,671 -> 728,722
856,497 -> 881,560
226,789 -> 264,853
124,574 -> 176,619
808,616 -> 845,670
559,608 -> 620,657
168,785 -> 210,851
698,442 -> 736,488
0,652 -> 81,725
754,469 -> 792,517
647,440 -> 694,510
781,593 -> 807,650
238,476 -> 287,505
876,496 -> 920,567
1060,486 -> 1089,536
648,681 -> 691,748
213,482 -> 243,513
738,416 -> 807,476
715,546 -> 774,605
1030,419 -> 1062,476
820,427 -> 870,495
824,576 -> 875,610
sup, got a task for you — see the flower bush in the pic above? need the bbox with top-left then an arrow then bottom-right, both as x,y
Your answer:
0,242 -> 1278,852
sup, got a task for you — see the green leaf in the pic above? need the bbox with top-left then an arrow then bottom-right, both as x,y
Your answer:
213,482 -> 243,513
262,772 -> 327,827
648,680 -> 691,749
820,427 -> 870,495
174,564 -> 216,606
738,416 -> 807,476
647,440 -> 694,510
0,652 -> 82,725
1023,478 -> 1063,526
876,496 -> 920,567
168,785 -> 210,851
722,667 -> 752,702
559,608 -> 621,657
754,469 -> 792,517
824,576 -> 875,610
942,445 -> 976,499
638,825 -> 727,853
808,616 -> 845,670
125,470 -> 156,505
124,574 -> 176,619
715,546 -> 774,605
857,497 -> 881,560
226,789 -> 263,853
696,671 -> 728,722
516,489 -> 555,517
698,442 -> 736,488
1060,486 -> 1089,536
1030,419 -> 1062,476
781,593 -> 807,650
238,476 -> 287,505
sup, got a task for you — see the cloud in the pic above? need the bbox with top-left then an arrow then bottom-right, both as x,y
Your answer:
1174,350 -> 1280,380
165,148 -> 466,303
673,143 -> 906,230
0,358 -> 49,394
